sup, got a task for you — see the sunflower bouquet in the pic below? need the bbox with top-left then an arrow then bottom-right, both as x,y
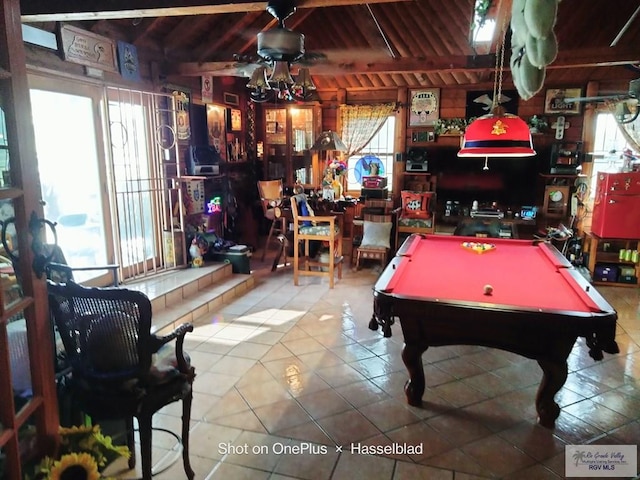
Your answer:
28,425 -> 130,480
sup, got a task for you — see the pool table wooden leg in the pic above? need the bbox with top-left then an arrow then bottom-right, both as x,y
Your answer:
368,312 -> 394,337
535,358 -> 567,428
402,343 -> 428,406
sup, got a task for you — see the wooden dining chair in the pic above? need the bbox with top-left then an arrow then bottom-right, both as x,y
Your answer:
257,179 -> 286,261
353,199 -> 394,270
290,192 -> 343,288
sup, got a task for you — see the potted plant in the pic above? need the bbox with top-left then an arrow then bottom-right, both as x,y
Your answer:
527,115 -> 549,133
434,118 -> 469,136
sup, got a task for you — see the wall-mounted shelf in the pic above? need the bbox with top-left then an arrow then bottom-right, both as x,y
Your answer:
549,141 -> 583,175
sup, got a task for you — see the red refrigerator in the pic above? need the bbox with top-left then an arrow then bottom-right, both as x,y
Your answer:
591,172 -> 640,239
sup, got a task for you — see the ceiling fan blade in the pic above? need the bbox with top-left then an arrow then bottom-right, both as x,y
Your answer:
206,61 -> 260,77
313,48 -> 392,63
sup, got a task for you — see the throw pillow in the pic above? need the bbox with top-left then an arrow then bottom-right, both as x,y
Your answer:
292,193 -> 314,226
401,191 -> 433,219
361,221 -> 393,249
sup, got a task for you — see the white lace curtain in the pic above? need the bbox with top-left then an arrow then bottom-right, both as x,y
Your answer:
339,103 -> 397,157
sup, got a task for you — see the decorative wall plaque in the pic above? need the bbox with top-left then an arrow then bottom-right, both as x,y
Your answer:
409,89 -> 440,126
59,25 -> 118,72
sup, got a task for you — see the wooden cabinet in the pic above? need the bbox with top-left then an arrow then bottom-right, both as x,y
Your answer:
538,174 -> 579,229
542,184 -> 571,218
1,1 -> 60,477
263,105 -> 321,187
584,233 -> 640,287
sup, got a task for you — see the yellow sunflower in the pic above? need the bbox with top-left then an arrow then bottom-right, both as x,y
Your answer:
58,425 -> 98,436
48,452 -> 100,480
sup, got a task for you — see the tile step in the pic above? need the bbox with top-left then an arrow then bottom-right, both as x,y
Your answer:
121,263 -> 255,334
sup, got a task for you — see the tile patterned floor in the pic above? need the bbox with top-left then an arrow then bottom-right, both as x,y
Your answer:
111,255 -> 640,480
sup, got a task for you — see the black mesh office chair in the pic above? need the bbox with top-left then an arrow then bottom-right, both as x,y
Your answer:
47,280 -> 196,480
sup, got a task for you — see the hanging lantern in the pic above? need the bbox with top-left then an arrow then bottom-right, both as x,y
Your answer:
458,8 -> 536,159
458,112 -> 535,157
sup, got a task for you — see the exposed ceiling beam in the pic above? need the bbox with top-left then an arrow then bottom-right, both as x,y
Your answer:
174,47 -> 640,77
20,0 -> 411,22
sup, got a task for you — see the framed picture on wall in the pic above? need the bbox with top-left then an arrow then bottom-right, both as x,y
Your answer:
544,88 -> 582,115
408,89 -> 440,126
230,108 -> 242,131
223,92 -> 239,106
206,104 -> 227,161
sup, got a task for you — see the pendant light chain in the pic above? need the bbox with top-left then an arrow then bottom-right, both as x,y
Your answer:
492,16 -> 509,112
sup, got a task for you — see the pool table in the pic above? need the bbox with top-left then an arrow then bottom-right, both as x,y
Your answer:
371,234 -> 619,428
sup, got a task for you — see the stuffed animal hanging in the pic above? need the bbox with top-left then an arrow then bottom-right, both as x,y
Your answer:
510,0 -> 560,100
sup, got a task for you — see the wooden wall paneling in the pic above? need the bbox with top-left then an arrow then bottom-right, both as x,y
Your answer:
394,87 -> 408,203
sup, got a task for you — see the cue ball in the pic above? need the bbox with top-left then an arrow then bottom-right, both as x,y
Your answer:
483,284 -> 493,295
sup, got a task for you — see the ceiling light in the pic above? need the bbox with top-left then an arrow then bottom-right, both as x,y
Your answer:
247,64 -> 316,103
459,16 -> 535,160
458,112 -> 535,157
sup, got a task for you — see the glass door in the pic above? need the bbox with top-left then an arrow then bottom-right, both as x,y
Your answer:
29,79 -> 113,285
264,107 -> 287,180
290,107 -> 315,186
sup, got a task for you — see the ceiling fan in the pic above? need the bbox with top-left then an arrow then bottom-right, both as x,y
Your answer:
223,0 -> 327,102
207,0 -> 390,82
564,78 -> 639,124
224,0 -> 327,73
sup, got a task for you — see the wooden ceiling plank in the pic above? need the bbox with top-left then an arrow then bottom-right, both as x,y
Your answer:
306,9 -> 348,49
129,17 -> 166,44
20,0 -> 412,22
369,5 -> 412,57
343,4 -> 390,53
195,11 -> 262,61
438,0 -> 476,55
161,14 -> 212,49
389,2 -> 448,58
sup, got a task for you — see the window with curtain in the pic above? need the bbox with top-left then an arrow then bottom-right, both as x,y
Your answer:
589,112 -> 635,198
345,115 -> 395,192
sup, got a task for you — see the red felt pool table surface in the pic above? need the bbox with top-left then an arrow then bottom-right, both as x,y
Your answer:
382,234 -> 601,314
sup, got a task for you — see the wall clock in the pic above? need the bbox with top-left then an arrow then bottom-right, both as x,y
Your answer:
549,190 -> 564,202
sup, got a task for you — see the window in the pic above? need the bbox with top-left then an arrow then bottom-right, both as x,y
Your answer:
346,116 -> 395,192
589,112 -> 633,198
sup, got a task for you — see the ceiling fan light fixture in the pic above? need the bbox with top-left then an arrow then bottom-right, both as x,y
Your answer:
246,66 -> 270,89
294,68 -> 316,89
291,67 -> 316,100
268,61 -> 295,84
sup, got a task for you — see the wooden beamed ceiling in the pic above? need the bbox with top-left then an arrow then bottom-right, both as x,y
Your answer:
19,0 -> 640,91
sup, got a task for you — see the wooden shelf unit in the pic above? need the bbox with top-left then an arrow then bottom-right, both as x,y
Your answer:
584,233 -> 640,287
261,105 -> 321,188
